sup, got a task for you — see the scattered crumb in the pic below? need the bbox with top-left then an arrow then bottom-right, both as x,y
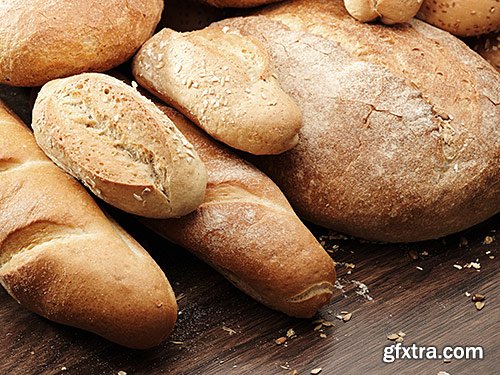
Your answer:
416,266 -> 423,271
472,293 -> 485,302
320,333 -> 327,339
279,362 -> 291,370
176,293 -> 185,302
421,251 -> 429,256
222,326 -> 237,336
286,328 -> 296,338
453,264 -> 463,270
387,331 -> 406,342
275,337 -> 287,345
118,372 -> 127,375
465,292 -> 471,297
342,313 -> 352,322
475,301 -> 485,311
61,367 -> 67,371
437,372 -> 450,375
290,370 -> 298,375
170,341 -> 184,345
311,368 -> 322,375
483,236 -> 494,245
352,280 -> 374,301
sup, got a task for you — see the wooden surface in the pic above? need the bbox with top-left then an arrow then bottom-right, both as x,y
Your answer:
1,87 -> 499,375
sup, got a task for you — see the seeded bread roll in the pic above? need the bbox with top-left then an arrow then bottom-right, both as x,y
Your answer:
417,0 -> 500,37
216,0 -> 500,242
0,0 -> 163,87
345,0 -> 423,25
0,100 -> 177,349
200,0 -> 282,8
132,27 -> 302,155
145,106 -> 336,318
32,73 -> 207,219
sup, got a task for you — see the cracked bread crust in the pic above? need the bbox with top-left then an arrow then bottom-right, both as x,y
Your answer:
217,0 -> 500,242
32,73 -> 207,219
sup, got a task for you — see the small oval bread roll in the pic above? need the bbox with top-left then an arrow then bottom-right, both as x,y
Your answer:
345,0 -> 423,25
132,27 -> 303,155
0,0 -> 163,87
32,73 -> 207,219
418,0 -> 500,37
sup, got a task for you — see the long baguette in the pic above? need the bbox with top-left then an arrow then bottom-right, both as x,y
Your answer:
145,106 -> 336,318
0,100 -> 177,349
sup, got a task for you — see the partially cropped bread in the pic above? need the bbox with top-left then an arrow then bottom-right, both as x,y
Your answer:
345,0 -> 423,25
418,0 -> 500,37
0,100 -> 177,349
216,0 -> 500,242
200,0 -> 283,8
0,0 -> 163,87
32,73 -> 207,219
469,33 -> 500,72
132,27 -> 302,155
145,106 -> 335,318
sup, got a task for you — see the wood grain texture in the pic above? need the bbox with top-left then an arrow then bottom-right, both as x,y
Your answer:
0,87 -> 498,375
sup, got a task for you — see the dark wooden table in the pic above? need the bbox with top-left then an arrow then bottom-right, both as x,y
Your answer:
1,86 -> 498,375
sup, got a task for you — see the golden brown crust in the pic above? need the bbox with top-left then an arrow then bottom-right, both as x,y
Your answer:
0,0 -> 163,87
133,27 -> 302,155
0,100 -> 177,349
216,0 -> 500,242
32,73 -> 207,219
417,0 -> 500,37
145,106 -> 336,318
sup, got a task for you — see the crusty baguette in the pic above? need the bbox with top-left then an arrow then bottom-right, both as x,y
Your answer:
0,0 -> 163,87
417,0 -> 500,37
145,106 -> 336,318
132,27 -> 302,155
216,0 -> 500,242
0,100 -> 177,349
32,73 -> 207,219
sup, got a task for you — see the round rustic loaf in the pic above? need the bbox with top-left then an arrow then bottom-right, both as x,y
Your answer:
417,0 -> 500,37
220,0 -> 500,242
0,0 -> 163,87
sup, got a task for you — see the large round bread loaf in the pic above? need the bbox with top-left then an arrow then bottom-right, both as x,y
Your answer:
0,0 -> 163,87
218,0 -> 500,242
